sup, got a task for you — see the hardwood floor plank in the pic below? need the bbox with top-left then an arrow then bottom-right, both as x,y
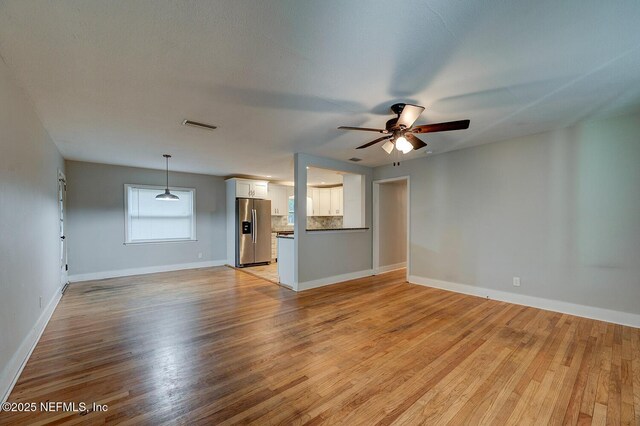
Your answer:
0,267 -> 638,425
559,335 -> 596,425
451,318 -> 544,424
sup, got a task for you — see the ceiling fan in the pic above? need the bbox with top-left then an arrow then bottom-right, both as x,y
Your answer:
338,103 -> 470,154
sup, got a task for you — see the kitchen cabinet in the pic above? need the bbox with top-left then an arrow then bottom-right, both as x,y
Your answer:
319,189 -> 332,216
267,186 -> 277,214
236,180 -> 251,198
252,181 -> 268,198
230,178 -> 268,199
309,188 -> 320,216
330,187 -> 343,216
268,184 -> 289,215
307,186 -> 344,216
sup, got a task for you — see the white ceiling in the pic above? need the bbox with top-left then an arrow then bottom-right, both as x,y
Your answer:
1,1 -> 640,180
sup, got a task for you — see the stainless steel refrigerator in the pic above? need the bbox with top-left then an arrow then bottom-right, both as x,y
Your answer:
236,198 -> 272,267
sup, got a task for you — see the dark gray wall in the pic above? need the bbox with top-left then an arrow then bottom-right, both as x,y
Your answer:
374,113 -> 640,315
0,58 -> 64,398
65,161 -> 227,276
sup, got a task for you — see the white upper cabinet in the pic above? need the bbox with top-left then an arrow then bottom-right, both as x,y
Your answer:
306,186 -> 343,216
319,189 -> 332,216
267,185 -> 278,214
230,179 -> 269,199
267,184 -> 290,215
330,187 -> 343,216
235,180 -> 252,198
252,181 -> 268,199
309,188 -> 320,216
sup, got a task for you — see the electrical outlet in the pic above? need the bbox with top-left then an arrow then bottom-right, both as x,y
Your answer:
513,277 -> 521,287
198,252 -> 203,259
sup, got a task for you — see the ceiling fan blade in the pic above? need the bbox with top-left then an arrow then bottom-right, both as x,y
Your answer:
397,104 -> 425,128
405,133 -> 427,150
356,136 -> 392,149
412,119 -> 470,134
338,126 -> 388,133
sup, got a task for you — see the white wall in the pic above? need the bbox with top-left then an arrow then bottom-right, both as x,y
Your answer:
343,174 -> 365,228
377,180 -> 407,270
294,153 -> 373,289
65,161 -> 227,280
373,113 -> 640,324
0,58 -> 65,401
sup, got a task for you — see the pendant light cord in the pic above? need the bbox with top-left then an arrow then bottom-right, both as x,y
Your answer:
166,155 -> 169,190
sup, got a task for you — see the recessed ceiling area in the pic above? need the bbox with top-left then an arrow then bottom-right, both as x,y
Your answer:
306,167 -> 344,186
0,1 -> 639,180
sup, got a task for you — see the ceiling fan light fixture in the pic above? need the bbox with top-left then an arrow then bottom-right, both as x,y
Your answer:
395,136 -> 413,154
338,102 -> 469,159
381,140 -> 394,154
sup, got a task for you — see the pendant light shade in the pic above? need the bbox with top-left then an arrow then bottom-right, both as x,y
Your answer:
156,188 -> 179,200
156,154 -> 179,201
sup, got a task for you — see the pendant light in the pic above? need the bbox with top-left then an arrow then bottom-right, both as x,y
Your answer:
156,154 -> 179,200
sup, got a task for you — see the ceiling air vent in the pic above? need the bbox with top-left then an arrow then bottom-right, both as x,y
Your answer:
349,157 -> 362,162
182,119 -> 217,131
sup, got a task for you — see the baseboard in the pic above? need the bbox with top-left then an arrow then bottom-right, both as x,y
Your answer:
68,259 -> 227,283
409,275 -> 640,329
1,289 -> 62,403
298,269 -> 373,291
375,262 -> 406,274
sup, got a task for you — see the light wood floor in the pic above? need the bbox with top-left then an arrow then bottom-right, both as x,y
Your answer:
1,267 -> 638,425
239,262 -> 280,284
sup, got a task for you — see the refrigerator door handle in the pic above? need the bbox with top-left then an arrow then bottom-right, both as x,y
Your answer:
252,209 -> 257,243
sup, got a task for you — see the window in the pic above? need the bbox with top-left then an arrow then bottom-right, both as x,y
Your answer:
124,184 -> 196,243
287,196 -> 295,225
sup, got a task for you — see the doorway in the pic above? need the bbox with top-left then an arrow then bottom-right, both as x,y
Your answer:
373,177 -> 410,280
58,170 -> 68,288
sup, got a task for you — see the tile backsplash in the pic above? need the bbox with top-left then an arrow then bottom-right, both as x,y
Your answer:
271,215 -> 293,232
307,216 -> 343,230
271,215 -> 343,231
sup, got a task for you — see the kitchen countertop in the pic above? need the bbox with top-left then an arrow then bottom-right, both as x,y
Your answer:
306,227 -> 369,232
275,228 -> 368,235
273,229 -> 294,235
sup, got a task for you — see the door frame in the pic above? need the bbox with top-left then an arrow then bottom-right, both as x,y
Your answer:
373,176 -> 410,281
58,170 -> 68,288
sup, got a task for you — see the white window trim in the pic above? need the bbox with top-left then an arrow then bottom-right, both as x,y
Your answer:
124,184 -> 197,245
